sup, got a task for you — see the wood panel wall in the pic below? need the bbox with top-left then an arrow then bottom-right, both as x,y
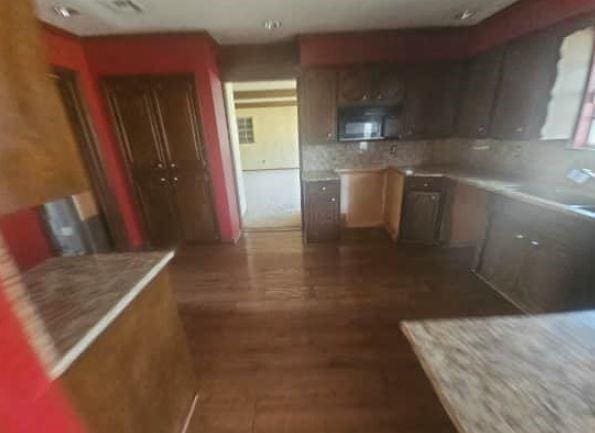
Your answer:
0,0 -> 89,215
219,42 -> 299,81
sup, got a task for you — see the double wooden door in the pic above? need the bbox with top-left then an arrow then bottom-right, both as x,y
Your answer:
105,75 -> 218,247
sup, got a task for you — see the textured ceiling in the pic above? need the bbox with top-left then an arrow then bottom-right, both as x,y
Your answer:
35,0 -> 520,44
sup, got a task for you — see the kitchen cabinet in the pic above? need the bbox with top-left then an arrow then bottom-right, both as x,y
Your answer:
300,69 -> 338,144
476,196 -> 595,312
400,177 -> 445,243
0,0 -> 89,215
401,63 -> 463,139
338,65 -> 404,105
105,75 -> 219,247
456,47 -> 504,138
490,31 -> 562,140
338,67 -> 374,104
304,179 -> 340,242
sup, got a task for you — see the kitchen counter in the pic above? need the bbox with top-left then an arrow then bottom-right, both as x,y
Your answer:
402,312 -> 595,433
23,251 -> 174,379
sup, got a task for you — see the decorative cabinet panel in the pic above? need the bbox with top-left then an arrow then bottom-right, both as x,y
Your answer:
105,75 -> 219,247
457,47 -> 505,138
338,66 -> 404,105
401,63 -> 463,139
304,179 -> 340,242
400,177 -> 445,244
490,31 -> 562,140
300,69 -> 338,144
476,196 -> 595,313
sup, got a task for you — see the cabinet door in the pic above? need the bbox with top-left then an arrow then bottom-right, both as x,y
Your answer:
516,238 -> 576,313
305,181 -> 340,242
105,77 -> 181,247
338,67 -> 374,104
457,47 -> 504,138
477,214 -> 526,302
151,76 -> 219,242
300,70 -> 337,144
400,191 -> 442,243
376,66 -> 405,104
402,63 -> 462,139
491,31 -> 561,140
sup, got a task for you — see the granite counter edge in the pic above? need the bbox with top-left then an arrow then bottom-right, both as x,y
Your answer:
49,250 -> 175,380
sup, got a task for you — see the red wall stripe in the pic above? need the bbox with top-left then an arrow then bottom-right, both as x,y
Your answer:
0,281 -> 87,433
0,208 -> 53,271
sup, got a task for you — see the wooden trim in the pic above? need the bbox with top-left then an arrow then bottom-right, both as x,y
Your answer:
52,67 -> 130,250
233,89 -> 296,100
235,101 -> 297,109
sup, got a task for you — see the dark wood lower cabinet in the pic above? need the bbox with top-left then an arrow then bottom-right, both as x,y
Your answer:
476,196 -> 595,313
400,177 -> 444,244
304,179 -> 340,242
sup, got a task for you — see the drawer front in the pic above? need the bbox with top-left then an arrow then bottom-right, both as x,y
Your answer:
405,176 -> 445,192
306,180 -> 339,199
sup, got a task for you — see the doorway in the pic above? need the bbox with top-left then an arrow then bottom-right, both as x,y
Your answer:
224,80 -> 301,230
104,74 -> 219,247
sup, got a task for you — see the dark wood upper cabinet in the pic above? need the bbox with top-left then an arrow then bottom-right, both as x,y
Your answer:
457,47 -> 505,138
300,69 -> 338,144
490,31 -> 562,140
338,65 -> 404,105
338,67 -> 374,104
402,62 -> 463,139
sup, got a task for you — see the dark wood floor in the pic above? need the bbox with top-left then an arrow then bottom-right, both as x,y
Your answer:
170,230 -> 519,433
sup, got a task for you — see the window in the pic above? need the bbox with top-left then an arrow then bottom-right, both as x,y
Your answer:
237,117 -> 254,144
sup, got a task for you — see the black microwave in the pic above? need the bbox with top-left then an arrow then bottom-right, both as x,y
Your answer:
337,105 -> 401,142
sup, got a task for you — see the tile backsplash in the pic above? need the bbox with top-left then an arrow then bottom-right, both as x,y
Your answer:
302,138 -> 595,186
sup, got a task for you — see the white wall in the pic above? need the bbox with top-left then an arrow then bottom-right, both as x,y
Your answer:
223,83 -> 247,217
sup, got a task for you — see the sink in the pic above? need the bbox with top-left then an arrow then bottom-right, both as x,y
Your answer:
568,204 -> 595,218
513,184 -> 595,206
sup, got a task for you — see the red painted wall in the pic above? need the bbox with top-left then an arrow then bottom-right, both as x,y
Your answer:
0,209 -> 53,271
299,0 -> 595,66
41,27 -> 240,244
0,280 -> 87,433
43,26 -> 145,248
82,34 -> 240,242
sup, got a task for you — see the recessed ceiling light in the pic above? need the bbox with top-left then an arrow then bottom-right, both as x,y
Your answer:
455,9 -> 476,21
53,5 -> 80,18
263,19 -> 282,31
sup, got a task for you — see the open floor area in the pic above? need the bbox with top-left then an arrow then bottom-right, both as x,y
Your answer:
170,231 -> 519,433
242,169 -> 301,230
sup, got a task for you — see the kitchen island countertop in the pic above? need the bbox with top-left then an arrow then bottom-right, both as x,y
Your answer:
23,251 -> 174,379
402,312 -> 595,433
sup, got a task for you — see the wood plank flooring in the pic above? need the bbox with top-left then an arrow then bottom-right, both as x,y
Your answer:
170,230 -> 519,433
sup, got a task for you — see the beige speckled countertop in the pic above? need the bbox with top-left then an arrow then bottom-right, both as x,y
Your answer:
402,312 -> 595,433
304,165 -> 595,222
23,251 -> 174,379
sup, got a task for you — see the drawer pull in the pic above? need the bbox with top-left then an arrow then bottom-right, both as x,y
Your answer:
322,186 -> 327,191
424,183 -> 429,187
530,240 -> 540,247
330,197 -> 336,202
515,234 -> 524,240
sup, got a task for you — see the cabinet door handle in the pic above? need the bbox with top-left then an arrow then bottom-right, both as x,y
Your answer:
322,186 -> 327,191
515,126 -> 525,133
515,234 -> 525,240
160,177 -> 167,183
330,197 -> 336,202
326,132 -> 332,140
156,162 -> 164,169
173,176 -> 179,183
423,183 -> 429,187
170,162 -> 176,168
530,240 -> 540,247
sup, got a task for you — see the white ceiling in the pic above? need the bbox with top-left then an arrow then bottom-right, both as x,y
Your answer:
35,0 -> 520,44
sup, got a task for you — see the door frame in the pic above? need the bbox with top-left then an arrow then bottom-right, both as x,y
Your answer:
51,67 -> 129,250
101,73 -> 221,245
